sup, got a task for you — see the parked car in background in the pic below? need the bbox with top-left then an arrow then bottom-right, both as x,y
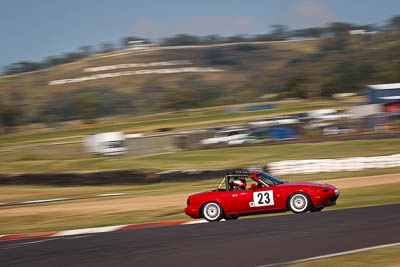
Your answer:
323,125 -> 354,135
200,127 -> 250,145
227,129 -> 270,145
249,116 -> 298,128
84,132 -> 127,155
308,109 -> 337,119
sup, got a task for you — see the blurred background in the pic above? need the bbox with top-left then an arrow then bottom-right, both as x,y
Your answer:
1,1 -> 400,166
1,1 -> 400,264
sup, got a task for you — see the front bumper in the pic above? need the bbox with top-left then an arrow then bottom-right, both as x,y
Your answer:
184,207 -> 200,218
313,188 -> 339,207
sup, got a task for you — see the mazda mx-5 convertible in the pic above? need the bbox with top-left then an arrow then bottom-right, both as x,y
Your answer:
185,171 -> 339,221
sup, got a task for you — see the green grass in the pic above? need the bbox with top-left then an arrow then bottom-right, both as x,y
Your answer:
1,138 -> 400,174
331,183 -> 400,210
291,245 -> 400,267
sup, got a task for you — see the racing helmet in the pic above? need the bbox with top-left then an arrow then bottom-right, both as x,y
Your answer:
233,178 -> 246,189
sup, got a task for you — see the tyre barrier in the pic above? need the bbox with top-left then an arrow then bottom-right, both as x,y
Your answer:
268,153 -> 400,175
0,168 -> 245,186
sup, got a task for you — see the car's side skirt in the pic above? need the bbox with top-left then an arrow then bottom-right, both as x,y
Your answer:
225,208 -> 287,217
313,201 -> 337,210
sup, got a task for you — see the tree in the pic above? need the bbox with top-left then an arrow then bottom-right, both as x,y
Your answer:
293,27 -> 325,38
203,48 -> 237,65
75,93 -> 100,123
42,56 -> 64,68
281,75 -> 310,99
386,15 -> 400,30
320,61 -> 372,97
78,45 -> 94,56
0,103 -> 19,132
99,42 -> 114,53
320,34 -> 348,51
328,22 -> 353,36
254,34 -> 274,41
201,35 -> 225,45
62,52 -> 85,63
226,35 -> 247,43
270,24 -> 289,40
3,61 -> 41,75
321,74 -> 341,97
162,34 -> 200,46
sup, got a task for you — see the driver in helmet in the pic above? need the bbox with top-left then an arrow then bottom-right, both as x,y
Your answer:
232,177 -> 247,190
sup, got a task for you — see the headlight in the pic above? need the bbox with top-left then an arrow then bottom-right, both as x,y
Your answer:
335,189 -> 340,196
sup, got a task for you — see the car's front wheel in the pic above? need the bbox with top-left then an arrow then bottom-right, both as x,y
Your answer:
288,193 -> 310,213
202,202 -> 224,222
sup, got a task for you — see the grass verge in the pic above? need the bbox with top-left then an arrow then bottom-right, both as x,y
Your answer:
290,244 -> 400,267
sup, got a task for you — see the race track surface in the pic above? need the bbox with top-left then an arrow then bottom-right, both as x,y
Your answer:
1,204 -> 400,267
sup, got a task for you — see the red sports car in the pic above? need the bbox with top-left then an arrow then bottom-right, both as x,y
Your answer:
185,171 -> 339,221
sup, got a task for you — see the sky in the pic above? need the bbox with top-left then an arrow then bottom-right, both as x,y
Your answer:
1,0 -> 400,70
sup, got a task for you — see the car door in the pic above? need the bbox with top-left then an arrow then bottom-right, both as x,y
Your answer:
250,186 -> 278,212
219,189 -> 253,214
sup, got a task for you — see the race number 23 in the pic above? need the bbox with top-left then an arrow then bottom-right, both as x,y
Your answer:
253,190 -> 274,207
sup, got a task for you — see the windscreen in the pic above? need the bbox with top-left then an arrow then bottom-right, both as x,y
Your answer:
107,140 -> 124,148
256,172 -> 284,186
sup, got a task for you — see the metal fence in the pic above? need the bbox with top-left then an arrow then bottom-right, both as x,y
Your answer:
125,134 -> 178,156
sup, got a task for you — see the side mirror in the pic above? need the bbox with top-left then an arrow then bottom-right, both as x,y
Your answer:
251,184 -> 257,190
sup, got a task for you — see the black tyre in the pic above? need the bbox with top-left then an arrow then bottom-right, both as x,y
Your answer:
202,202 -> 224,222
288,192 -> 310,213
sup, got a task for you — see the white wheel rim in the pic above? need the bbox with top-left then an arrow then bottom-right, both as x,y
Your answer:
204,203 -> 220,220
290,194 -> 308,212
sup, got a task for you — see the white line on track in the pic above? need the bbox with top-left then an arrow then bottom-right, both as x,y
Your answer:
0,193 -> 128,207
0,235 -> 91,250
256,242 -> 400,267
51,225 -> 127,237
0,238 -> 63,250
182,219 -> 228,225
181,219 -> 209,225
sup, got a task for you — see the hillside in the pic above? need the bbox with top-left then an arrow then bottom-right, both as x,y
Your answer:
1,31 -> 400,127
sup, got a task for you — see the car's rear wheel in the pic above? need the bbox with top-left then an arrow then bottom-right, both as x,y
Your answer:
202,202 -> 224,222
288,193 -> 310,213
